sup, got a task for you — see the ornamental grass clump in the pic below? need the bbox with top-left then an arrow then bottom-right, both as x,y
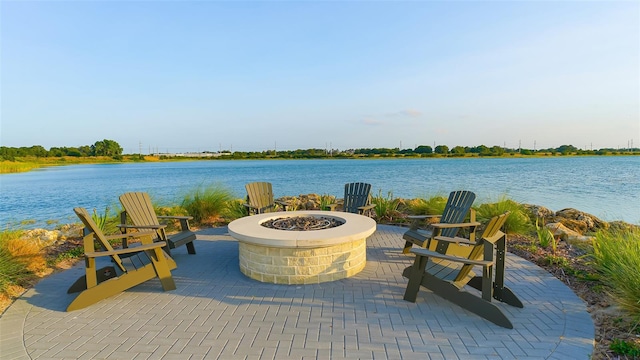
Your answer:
591,228 -> 640,322
475,197 -> 531,234
181,183 -> 235,224
405,195 -> 448,215
0,228 -> 48,303
371,190 -> 402,222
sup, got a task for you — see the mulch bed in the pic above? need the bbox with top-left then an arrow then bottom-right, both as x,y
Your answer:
508,234 -> 640,360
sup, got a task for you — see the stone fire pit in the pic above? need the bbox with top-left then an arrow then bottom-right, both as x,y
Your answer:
228,211 -> 377,284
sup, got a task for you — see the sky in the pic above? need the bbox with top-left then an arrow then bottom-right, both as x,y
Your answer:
1,1 -> 638,154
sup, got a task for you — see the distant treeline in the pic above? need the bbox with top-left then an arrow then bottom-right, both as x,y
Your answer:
0,139 -> 123,161
1,140 -> 638,161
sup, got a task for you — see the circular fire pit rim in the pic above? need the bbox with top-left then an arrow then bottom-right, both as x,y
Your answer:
228,210 -> 377,248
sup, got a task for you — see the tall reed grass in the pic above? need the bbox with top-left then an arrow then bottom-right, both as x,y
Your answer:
181,183 -> 235,223
0,161 -> 42,174
592,228 -> 640,322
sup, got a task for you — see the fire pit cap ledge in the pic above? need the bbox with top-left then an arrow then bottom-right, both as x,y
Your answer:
227,210 -> 377,248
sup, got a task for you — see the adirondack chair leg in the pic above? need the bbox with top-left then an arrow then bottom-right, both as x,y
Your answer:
148,248 -> 176,291
403,255 -> 428,302
402,241 -> 414,254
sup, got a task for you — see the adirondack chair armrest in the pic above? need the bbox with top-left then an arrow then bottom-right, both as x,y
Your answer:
85,241 -> 166,258
118,224 -> 167,230
407,214 -> 441,230
407,215 -> 441,220
327,199 -> 344,211
157,215 -> 193,231
433,235 -> 476,246
275,200 -> 291,210
410,248 -> 494,267
157,215 -> 193,221
104,230 -> 158,241
358,204 -> 376,211
430,221 -> 481,229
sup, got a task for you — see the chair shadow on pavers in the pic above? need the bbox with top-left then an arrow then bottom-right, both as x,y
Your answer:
66,207 -> 177,311
402,212 -> 524,328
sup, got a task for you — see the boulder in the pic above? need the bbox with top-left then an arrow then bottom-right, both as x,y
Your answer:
546,222 -> 594,242
554,208 -> 609,233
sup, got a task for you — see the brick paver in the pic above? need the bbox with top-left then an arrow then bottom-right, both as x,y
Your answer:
0,225 -> 594,359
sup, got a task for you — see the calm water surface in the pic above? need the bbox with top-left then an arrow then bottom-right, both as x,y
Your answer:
1,157 -> 638,228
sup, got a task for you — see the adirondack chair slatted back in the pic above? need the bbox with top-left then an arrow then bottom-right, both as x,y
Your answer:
245,182 -> 276,214
343,182 -> 372,214
120,192 -> 161,227
74,207 -> 127,272
454,211 -> 509,284
439,190 -> 476,238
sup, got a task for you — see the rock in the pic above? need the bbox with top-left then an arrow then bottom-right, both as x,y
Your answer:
546,222 -> 594,242
21,229 -> 62,247
524,204 -> 554,219
554,208 -> 609,233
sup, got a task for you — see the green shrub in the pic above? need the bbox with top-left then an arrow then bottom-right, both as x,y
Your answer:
475,197 -> 532,234
222,199 -> 248,221
610,338 -> 640,357
181,183 -> 235,223
592,228 -> 640,322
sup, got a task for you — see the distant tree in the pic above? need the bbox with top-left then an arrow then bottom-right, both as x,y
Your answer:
451,146 -> 466,155
490,146 -> 505,156
557,144 -> 578,155
414,145 -> 432,154
91,139 -> 123,156
434,145 -> 449,154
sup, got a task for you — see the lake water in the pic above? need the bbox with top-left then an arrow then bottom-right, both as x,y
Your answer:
1,156 -> 638,228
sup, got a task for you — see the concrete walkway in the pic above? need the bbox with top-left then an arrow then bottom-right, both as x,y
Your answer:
0,225 -> 594,359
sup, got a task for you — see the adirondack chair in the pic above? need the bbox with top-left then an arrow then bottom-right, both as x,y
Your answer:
402,212 -> 523,328
402,190 -> 479,254
67,207 -> 177,311
244,182 -> 290,215
119,192 -> 197,255
328,182 -> 376,216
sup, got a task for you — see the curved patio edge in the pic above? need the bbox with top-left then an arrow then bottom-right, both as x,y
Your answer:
0,224 -> 594,359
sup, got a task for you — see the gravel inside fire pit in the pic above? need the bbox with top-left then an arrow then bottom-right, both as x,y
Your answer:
261,216 -> 345,231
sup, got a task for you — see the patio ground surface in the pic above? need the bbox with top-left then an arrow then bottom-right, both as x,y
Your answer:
0,225 -> 594,359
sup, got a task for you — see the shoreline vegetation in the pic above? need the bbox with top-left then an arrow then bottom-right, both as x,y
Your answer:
1,185 -> 640,359
2,140 -> 639,174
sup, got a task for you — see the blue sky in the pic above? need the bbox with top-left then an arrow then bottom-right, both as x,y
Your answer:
1,1 -> 638,154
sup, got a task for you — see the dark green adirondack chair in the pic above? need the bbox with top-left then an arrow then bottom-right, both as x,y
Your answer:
120,192 -> 197,255
67,207 -> 177,311
402,190 -> 478,254
402,212 -> 523,328
328,182 -> 375,216
244,182 -> 291,215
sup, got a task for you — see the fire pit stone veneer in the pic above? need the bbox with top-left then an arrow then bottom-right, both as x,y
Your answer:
228,211 -> 377,284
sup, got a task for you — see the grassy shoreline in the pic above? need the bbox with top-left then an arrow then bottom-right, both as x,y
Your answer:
2,152 -> 639,174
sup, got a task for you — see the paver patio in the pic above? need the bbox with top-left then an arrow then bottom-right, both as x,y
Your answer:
0,225 -> 594,359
